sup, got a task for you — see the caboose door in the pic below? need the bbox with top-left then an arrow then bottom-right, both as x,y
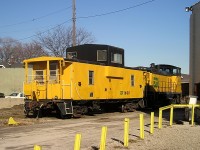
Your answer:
33,62 -> 47,100
107,78 -> 113,99
107,77 -> 120,99
47,61 -> 63,100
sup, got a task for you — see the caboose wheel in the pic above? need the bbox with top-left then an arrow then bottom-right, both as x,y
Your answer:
121,105 -> 127,113
60,114 -> 72,119
24,110 -> 30,118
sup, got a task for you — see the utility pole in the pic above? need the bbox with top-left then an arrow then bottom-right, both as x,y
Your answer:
72,0 -> 76,46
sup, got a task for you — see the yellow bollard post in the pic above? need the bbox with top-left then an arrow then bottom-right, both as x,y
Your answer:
100,126 -> 107,150
170,106 -> 174,126
74,134 -> 81,150
34,145 -> 42,150
124,118 -> 129,147
140,114 -> 144,139
191,104 -> 195,126
150,112 -> 154,134
158,109 -> 162,129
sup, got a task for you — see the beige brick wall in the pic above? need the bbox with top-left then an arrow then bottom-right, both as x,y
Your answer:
0,68 -> 25,95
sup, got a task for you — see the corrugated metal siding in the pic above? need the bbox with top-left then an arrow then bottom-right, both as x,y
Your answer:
189,2 -> 200,95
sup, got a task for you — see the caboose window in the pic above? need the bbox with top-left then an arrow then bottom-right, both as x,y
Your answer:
97,50 -> 107,61
67,52 -> 77,59
89,70 -> 94,85
35,70 -> 44,83
50,63 -> 58,81
111,53 -> 122,64
131,75 -> 134,86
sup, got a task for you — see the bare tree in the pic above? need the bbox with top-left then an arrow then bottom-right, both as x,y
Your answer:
76,27 -> 95,45
0,37 -> 48,66
0,38 -> 19,65
21,41 -> 48,60
0,43 -> 3,63
0,25 -> 95,66
36,25 -> 95,57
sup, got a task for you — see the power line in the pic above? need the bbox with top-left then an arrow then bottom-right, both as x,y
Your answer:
0,24 -> 55,34
1,19 -> 72,44
0,0 -> 157,44
77,0 -> 156,19
0,6 -> 72,28
16,19 -> 72,41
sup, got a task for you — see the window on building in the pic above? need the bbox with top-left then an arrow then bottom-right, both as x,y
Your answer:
111,53 -> 122,64
131,75 -> 134,86
89,70 -> 94,85
97,50 -> 107,61
67,52 -> 77,59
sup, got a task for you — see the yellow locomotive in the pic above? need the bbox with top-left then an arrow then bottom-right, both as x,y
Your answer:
137,64 -> 182,107
23,44 -> 181,118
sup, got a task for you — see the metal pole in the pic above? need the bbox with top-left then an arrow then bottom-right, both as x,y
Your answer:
100,126 -> 107,150
34,145 -> 42,150
150,112 -> 154,134
72,0 -> 76,46
170,106 -> 174,126
74,134 -> 81,150
140,114 -> 144,139
191,104 -> 195,126
124,118 -> 129,147
158,109 -> 162,129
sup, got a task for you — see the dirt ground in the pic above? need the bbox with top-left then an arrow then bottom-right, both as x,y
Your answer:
0,105 -> 57,127
1,105 -> 200,150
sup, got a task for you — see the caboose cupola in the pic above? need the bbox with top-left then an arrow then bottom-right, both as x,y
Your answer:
66,44 -> 125,67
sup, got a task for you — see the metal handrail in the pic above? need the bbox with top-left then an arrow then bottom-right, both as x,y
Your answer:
158,104 -> 200,128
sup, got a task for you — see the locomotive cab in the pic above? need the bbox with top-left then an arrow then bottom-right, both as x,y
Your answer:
153,64 -> 181,76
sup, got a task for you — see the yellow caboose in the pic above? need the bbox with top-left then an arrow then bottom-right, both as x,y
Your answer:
23,44 -> 147,118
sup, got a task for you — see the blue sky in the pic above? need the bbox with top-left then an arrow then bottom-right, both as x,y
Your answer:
0,0 -> 198,73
